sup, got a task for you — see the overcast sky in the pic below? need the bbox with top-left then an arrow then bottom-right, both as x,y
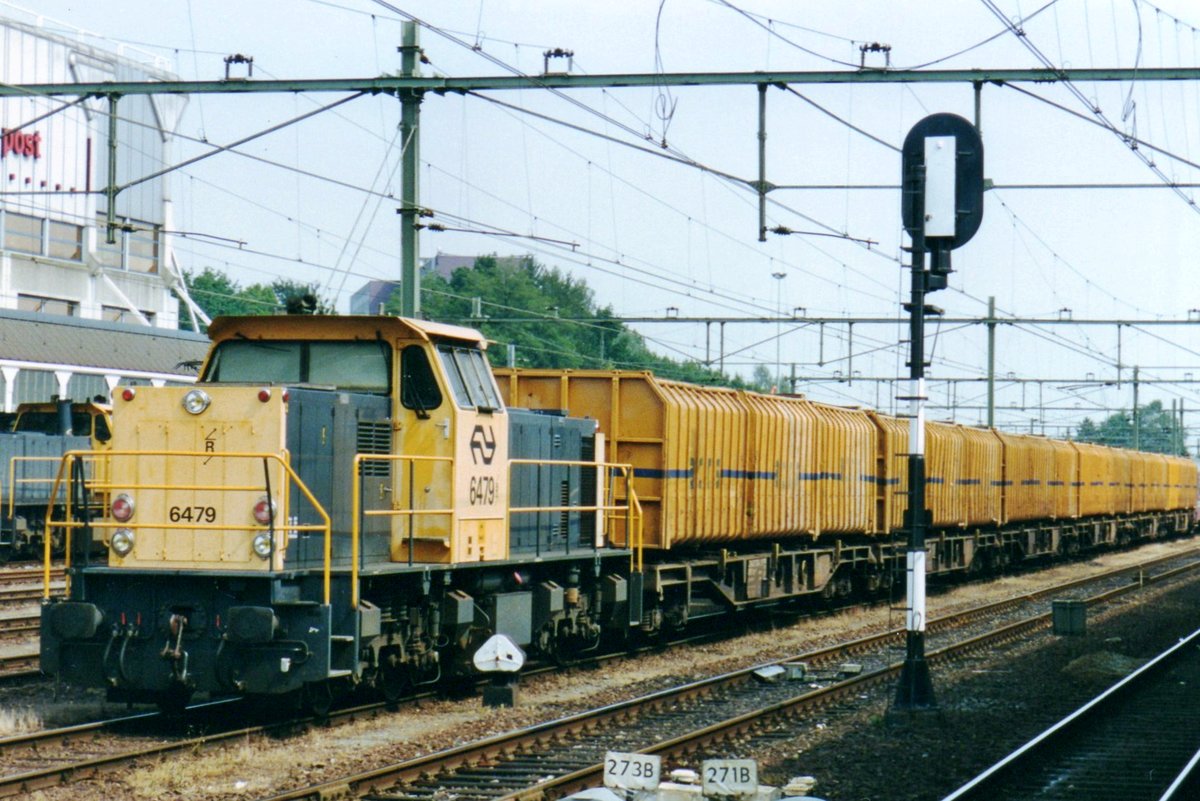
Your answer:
11,0 -> 1200,442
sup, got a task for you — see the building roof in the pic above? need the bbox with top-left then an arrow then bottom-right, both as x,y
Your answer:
0,309 -> 208,376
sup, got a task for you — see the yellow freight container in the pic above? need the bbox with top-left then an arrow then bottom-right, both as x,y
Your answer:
806,402 -> 877,535
495,369 -> 884,546
654,380 -> 749,545
996,432 -> 1056,524
1111,447 -> 1133,515
924,421 -> 961,527
1128,451 -> 1145,513
1072,442 -> 1113,517
925,422 -> 1001,528
1145,454 -> 1169,512
743,393 -> 820,537
958,424 -> 1003,526
1175,457 -> 1198,510
868,411 -> 908,535
1047,438 -> 1078,519
1166,456 -> 1198,511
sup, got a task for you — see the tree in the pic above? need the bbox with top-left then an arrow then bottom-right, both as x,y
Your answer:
393,254 -> 743,385
1074,400 -> 1186,454
177,267 -> 331,332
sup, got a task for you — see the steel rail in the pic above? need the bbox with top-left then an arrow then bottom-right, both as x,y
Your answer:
3,546 -> 1196,795
255,549 -> 1200,801
942,625 -> 1200,800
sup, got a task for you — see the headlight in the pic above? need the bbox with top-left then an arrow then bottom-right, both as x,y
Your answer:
111,528 -> 135,556
181,389 -> 211,415
111,493 -> 134,522
252,496 -> 275,525
252,532 -> 273,559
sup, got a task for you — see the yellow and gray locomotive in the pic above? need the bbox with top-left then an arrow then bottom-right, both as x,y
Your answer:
40,316 -> 635,710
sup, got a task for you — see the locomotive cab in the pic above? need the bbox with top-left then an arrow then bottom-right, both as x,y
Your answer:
95,315 -> 508,573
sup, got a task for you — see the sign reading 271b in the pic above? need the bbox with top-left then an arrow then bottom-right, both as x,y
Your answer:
603,751 -> 661,791
701,759 -> 758,797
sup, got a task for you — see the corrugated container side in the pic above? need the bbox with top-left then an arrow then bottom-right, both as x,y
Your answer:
744,394 -> 818,537
1129,453 -> 1147,513
656,380 -> 751,546
1111,447 -> 1132,515
1047,439 -> 1079,518
868,411 -> 909,535
808,403 -> 876,535
1176,458 -> 1200,511
1165,458 -> 1180,511
996,432 -> 1055,523
1148,454 -> 1169,512
1165,456 -> 1196,511
959,425 -> 1003,526
925,421 -> 963,527
495,370 -> 670,549
658,380 -> 691,545
1072,442 -> 1111,517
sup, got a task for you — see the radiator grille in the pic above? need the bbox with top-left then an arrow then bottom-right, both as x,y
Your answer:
357,421 -> 392,477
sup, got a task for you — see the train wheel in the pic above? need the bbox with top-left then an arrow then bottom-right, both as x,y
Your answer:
303,680 -> 334,722
155,688 -> 193,717
380,667 -> 408,706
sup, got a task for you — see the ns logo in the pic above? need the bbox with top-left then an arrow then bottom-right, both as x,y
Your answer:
469,425 -> 497,465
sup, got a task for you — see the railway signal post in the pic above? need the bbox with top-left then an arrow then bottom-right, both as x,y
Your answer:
895,113 -> 984,710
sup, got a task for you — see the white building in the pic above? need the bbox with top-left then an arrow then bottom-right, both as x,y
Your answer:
0,8 -> 209,407
0,8 -> 194,328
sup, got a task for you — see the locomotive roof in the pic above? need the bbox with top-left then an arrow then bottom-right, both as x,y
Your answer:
206,315 -> 488,348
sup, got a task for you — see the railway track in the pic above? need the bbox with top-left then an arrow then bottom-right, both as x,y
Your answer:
258,552 -> 1200,801
0,564 -> 65,679
4,546 -> 1196,800
0,563 -> 63,586
943,624 -> 1200,800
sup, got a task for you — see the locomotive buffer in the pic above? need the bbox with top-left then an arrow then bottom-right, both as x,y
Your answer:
895,113 -> 984,711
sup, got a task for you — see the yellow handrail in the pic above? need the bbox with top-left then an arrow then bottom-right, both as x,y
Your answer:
504,458 -> 642,570
350,453 -> 455,607
43,449 -> 333,605
10,455 -> 88,519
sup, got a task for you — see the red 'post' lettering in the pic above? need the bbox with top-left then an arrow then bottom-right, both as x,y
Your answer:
0,129 -> 43,159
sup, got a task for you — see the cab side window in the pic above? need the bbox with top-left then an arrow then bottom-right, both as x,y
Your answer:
437,344 -> 502,411
401,346 -> 443,414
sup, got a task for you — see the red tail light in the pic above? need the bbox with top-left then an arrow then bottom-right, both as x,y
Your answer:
111,494 -> 135,522
252,496 -> 275,525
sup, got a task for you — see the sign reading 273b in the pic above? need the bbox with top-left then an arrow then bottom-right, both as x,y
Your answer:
603,751 -> 661,791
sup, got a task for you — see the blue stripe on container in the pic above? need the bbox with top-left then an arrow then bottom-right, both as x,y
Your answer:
992,480 -> 1013,486
1048,481 -> 1065,486
719,469 -> 777,480
1021,479 -> 1042,486
927,477 -> 945,485
633,468 -> 693,479
956,478 -> 981,486
799,472 -> 844,481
